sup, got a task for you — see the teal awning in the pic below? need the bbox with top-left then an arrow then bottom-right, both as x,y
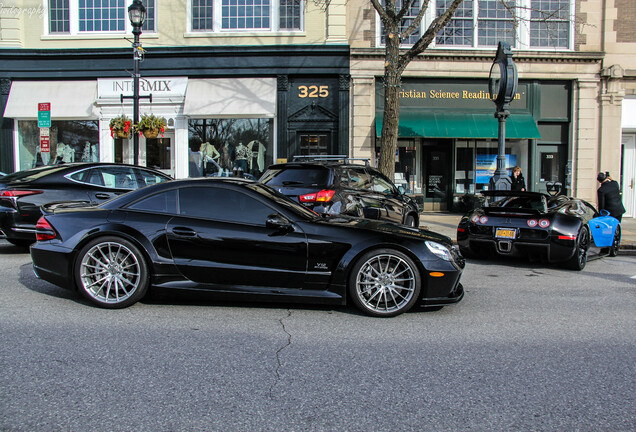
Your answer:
375,112 -> 541,139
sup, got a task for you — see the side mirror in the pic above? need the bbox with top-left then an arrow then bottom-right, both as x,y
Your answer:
362,207 -> 382,220
266,213 -> 292,231
397,186 -> 406,195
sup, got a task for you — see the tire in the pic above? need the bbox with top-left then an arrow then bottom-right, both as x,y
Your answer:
565,226 -> 589,271
405,214 -> 417,228
7,238 -> 34,248
74,236 -> 149,308
609,226 -> 621,257
348,249 -> 421,317
459,246 -> 475,259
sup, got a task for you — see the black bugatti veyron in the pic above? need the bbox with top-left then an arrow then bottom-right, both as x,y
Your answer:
457,190 -> 622,270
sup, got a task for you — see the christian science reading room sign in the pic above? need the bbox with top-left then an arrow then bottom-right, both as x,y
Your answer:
378,81 -> 528,111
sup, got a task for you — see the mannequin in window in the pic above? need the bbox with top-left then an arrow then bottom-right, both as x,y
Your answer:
200,142 -> 221,175
220,142 -> 233,173
234,142 -> 250,172
247,140 -> 266,175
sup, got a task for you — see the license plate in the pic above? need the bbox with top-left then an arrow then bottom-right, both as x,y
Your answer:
495,228 -> 516,239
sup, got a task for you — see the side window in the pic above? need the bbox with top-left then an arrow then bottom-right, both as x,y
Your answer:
69,168 -> 104,187
369,171 -> 396,194
98,166 -> 138,190
128,190 -> 178,214
137,169 -> 170,187
341,168 -> 372,190
179,186 -> 273,225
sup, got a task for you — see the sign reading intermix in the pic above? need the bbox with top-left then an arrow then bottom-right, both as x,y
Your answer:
97,77 -> 188,99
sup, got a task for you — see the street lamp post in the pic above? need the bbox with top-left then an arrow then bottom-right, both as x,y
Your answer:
488,41 -> 518,191
123,0 -> 147,166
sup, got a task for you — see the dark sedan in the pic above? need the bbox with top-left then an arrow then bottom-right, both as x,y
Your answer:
31,178 -> 464,317
0,163 -> 171,247
457,190 -> 622,270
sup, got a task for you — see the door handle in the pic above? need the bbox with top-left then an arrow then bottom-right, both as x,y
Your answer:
94,193 -> 112,200
171,227 -> 197,237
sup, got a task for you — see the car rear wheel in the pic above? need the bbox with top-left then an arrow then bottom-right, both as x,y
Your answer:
75,236 -> 149,308
566,226 -> 589,271
609,226 -> 621,257
348,249 -> 421,317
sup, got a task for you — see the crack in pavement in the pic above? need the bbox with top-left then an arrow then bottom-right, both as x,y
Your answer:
269,309 -> 292,399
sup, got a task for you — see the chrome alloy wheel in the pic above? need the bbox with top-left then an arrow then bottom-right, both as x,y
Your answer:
354,253 -> 417,315
79,241 -> 142,304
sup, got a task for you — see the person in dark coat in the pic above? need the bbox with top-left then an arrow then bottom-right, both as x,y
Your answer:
597,172 -> 626,221
510,166 -> 526,191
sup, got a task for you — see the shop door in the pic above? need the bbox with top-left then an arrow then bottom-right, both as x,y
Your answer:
298,133 -> 331,156
144,131 -> 174,177
422,144 -> 452,209
622,134 -> 635,217
534,145 -> 564,193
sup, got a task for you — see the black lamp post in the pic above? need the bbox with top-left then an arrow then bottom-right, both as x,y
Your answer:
488,41 -> 518,190
127,0 -> 146,166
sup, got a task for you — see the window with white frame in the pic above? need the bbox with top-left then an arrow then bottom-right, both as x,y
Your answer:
189,0 -> 303,32
376,0 -> 573,50
47,0 -> 156,35
379,0 -> 421,46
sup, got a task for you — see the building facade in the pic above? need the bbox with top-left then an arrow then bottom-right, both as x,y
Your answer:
347,0 -> 636,217
0,0 -> 350,179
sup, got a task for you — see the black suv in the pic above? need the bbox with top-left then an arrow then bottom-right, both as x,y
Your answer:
260,156 -> 420,227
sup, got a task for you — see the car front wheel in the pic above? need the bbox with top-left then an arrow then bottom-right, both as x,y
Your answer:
75,236 -> 149,308
348,249 -> 421,317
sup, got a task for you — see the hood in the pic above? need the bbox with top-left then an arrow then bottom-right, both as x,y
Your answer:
316,214 -> 453,247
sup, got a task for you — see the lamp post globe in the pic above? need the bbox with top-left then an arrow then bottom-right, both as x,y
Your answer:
128,0 -> 146,166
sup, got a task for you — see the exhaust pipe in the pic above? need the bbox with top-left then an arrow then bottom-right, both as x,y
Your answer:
498,241 -> 512,253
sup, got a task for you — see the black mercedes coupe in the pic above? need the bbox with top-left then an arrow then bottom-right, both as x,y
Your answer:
31,178 -> 464,317
457,190 -> 622,270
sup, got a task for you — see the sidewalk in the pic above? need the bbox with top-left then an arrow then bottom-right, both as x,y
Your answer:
420,211 -> 636,255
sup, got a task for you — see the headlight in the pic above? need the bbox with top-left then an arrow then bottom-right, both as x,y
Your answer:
425,241 -> 452,261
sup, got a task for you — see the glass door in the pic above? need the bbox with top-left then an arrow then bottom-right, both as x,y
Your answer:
534,144 -> 564,194
144,131 -> 174,177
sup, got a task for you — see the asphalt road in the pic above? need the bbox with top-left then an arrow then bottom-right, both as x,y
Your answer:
1,239 -> 635,432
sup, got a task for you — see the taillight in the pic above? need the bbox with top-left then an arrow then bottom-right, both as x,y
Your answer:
527,219 -> 538,227
299,190 -> 335,203
479,216 -> 488,224
0,189 -> 43,198
539,219 -> 550,228
35,216 -> 57,241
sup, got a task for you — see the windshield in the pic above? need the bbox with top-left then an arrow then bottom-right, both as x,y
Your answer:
260,166 -> 330,187
247,182 -> 320,220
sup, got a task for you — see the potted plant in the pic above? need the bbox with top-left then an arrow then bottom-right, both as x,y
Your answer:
109,114 -> 132,139
135,113 -> 166,139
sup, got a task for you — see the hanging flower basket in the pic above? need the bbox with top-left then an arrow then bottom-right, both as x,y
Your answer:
109,114 -> 132,139
135,114 -> 166,139
142,128 -> 160,139
114,129 -> 131,139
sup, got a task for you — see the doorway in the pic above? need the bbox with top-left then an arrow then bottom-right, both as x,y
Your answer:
144,131 -> 175,177
421,140 -> 452,210
534,144 -> 565,194
297,132 -> 331,156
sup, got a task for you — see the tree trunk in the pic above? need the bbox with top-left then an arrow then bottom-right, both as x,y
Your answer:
378,38 -> 401,180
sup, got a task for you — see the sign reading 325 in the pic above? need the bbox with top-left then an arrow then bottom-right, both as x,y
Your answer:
297,85 -> 329,98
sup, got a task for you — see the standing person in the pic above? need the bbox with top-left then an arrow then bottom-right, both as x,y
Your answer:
510,166 -> 526,191
597,172 -> 626,221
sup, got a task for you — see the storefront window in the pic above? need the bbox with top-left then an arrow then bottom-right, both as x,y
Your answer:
455,139 -> 528,193
18,120 -> 99,172
187,118 -> 274,178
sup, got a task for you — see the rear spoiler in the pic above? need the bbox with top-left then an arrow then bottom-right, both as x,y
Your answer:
41,200 -> 92,215
483,207 -> 542,216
